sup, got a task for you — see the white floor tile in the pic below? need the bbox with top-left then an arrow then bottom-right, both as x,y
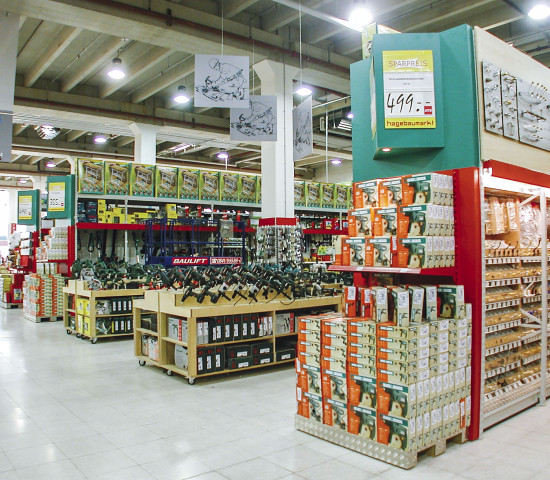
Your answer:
0,471 -> 19,480
141,454 -> 212,480
0,453 -> 12,473
262,445 -> 332,472
299,458 -> 374,480
219,457 -> 291,480
88,465 -> 156,480
5,443 -> 66,469
55,434 -> 115,459
71,449 -> 136,477
190,442 -> 257,470
15,459 -> 86,480
102,426 -> 161,448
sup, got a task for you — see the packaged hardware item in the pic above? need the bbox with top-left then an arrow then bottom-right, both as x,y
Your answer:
348,374 -> 377,409
372,286 -> 388,323
104,161 -> 131,195
323,398 -> 348,430
348,405 -> 377,440
178,169 -> 200,199
344,238 -> 366,267
297,391 -> 323,422
220,173 -> 239,202
155,166 -> 178,198
373,207 -> 398,237
406,286 -> 425,323
294,181 -> 306,207
377,414 -> 414,452
403,173 -> 439,205
199,171 -> 220,201
379,178 -> 403,207
321,183 -> 336,208
131,164 -> 155,196
365,237 -> 392,267
306,182 -> 321,208
437,285 -> 466,319
78,159 -> 104,194
397,237 -> 432,268
335,185 -> 350,209
348,208 -> 373,237
389,287 -> 410,327
353,180 -> 379,208
398,204 -> 439,236
377,381 -> 415,419
239,175 -> 258,203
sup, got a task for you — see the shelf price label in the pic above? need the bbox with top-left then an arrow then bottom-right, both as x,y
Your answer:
48,182 -> 66,212
18,195 -> 33,220
382,50 -> 436,129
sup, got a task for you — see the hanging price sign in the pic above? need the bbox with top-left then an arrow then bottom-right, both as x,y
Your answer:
383,50 -> 436,129
48,182 -> 66,212
18,195 -> 33,220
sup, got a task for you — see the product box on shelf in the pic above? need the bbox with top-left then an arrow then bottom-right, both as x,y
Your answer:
348,208 -> 373,237
296,360 -> 322,395
239,175 -> 258,203
321,183 -> 336,208
155,166 -> 178,198
294,181 -> 306,207
379,178 -> 403,208
78,159 -> 104,194
377,413 -> 416,452
335,184 -> 350,210
372,286 -> 388,323
373,207 -> 398,237
389,287 -> 410,327
348,374 -> 377,409
348,404 -> 377,440
297,390 -> 323,422
377,381 -> 416,420
323,398 -> 348,429
220,172 -> 240,202
437,285 -> 465,319
178,168 -> 200,199
199,171 -> 220,201
353,180 -> 379,208
322,368 -> 348,401
306,182 -> 321,208
397,204 -> 441,236
396,237 -> 432,269
130,164 -> 155,197
104,161 -> 131,195
343,238 -> 365,267
365,237 -> 393,267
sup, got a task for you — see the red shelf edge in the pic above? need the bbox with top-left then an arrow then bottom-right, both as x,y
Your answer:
76,222 -> 255,233
328,265 -> 456,276
303,228 -> 347,235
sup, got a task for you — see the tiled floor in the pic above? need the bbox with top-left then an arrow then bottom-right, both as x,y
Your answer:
1,308 -> 550,480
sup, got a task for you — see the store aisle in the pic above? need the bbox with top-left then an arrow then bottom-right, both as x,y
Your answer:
0,308 -> 549,480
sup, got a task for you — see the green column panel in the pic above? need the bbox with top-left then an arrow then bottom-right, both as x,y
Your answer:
352,25 -> 480,182
47,175 -> 75,222
17,190 -> 40,228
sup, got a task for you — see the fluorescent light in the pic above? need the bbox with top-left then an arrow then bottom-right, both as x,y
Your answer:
18,178 -> 28,184
45,160 -> 56,168
295,86 -> 313,96
338,119 -> 352,131
217,151 -> 229,161
173,85 -> 190,104
34,125 -> 60,140
169,143 -> 191,153
107,57 -> 126,79
346,111 -> 354,119
529,4 -> 550,19
93,134 -> 108,144
382,147 -> 392,152
349,6 -> 373,29
331,158 -> 342,165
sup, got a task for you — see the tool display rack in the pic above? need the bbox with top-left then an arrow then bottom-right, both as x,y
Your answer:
482,173 -> 550,428
133,290 -> 342,384
63,280 -> 145,344
144,218 -> 247,266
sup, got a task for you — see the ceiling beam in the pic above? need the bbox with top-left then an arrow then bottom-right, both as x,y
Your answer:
66,130 -> 87,142
24,26 -> 81,87
61,35 -> 125,92
29,155 -> 44,165
117,136 -> 134,147
100,46 -> 173,98
13,135 -> 134,157
263,0 -> 333,32
225,0 -> 258,18
13,124 -> 29,136
131,56 -> 195,103
17,19 -> 49,57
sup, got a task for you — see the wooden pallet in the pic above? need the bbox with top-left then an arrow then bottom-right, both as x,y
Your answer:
0,301 -> 21,309
23,313 -> 63,323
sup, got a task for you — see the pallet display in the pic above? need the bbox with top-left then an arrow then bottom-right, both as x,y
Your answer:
63,280 -> 145,344
133,290 -> 341,384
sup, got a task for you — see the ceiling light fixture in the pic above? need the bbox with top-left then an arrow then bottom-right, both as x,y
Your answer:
18,178 -> 28,184
528,4 -> 550,19
330,158 -> 342,165
295,85 -> 313,97
45,159 -> 56,168
34,125 -> 60,140
346,111 -> 354,119
217,151 -> 229,161
169,143 -> 191,153
93,134 -> 108,144
173,85 -> 190,104
107,57 -> 126,80
348,3 -> 373,29
338,119 -> 352,131
382,147 -> 392,152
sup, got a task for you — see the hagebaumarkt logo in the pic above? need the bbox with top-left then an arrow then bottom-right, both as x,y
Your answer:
388,58 -> 428,69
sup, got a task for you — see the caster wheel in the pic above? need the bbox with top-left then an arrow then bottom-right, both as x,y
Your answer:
76,333 -> 81,338
166,370 -> 173,376
66,330 -> 72,335
138,360 -> 146,366
90,338 -> 97,344
188,377 -> 195,385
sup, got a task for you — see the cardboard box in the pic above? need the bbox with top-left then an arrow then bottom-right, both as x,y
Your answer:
131,164 -> 155,197
353,180 -> 379,208
335,184 -> 350,209
377,413 -> 414,451
366,237 -> 392,267
306,182 -> 321,208
372,286 -> 388,323
320,183 -> 336,208
78,159 -> 104,194
437,285 -> 466,319
298,351 -> 320,366
321,344 -> 347,361
297,340 -> 321,356
321,333 -> 347,348
348,319 -> 375,336
407,286 -> 425,323
155,166 -> 178,198
220,172 -> 240,202
297,391 -> 323,422
178,169 -> 200,199
174,344 -> 188,370
296,361 -> 322,394
397,237 -> 432,268
348,340 -> 376,356
402,173 -> 440,206
344,237 -> 366,267
199,171 -> 220,201
348,405 -> 377,440
348,208 -> 373,237
358,288 -> 373,319
377,381 -> 416,419
373,207 -> 398,237
342,286 -> 357,317
322,368 -> 347,400
239,175 -> 258,203
379,178 -> 403,208
104,161 -> 131,195
323,398 -> 348,429
294,181 -> 306,207
422,286 -> 438,320
321,318 -> 348,336
398,204 -> 439,236
389,287 -> 410,327
348,374 -> 377,409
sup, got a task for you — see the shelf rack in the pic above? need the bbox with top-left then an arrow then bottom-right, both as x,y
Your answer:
133,290 -> 341,384
63,280 -> 145,343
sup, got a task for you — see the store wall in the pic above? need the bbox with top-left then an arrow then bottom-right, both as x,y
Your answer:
475,27 -> 550,174
312,162 -> 353,184
351,25 -> 481,182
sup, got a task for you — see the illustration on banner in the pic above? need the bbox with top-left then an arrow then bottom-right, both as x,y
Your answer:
230,95 -> 277,141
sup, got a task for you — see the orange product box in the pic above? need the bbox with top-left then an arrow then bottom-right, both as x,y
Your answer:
296,360 -> 322,395
348,374 -> 377,409
358,287 -> 373,319
348,318 -> 375,336
323,398 -> 348,429
321,333 -> 347,348
321,368 -> 347,400
347,339 -> 376,356
379,177 -> 403,208
321,318 -> 348,336
365,237 -> 395,267
297,391 -> 323,422
348,208 -> 373,237
348,360 -> 376,377
377,381 -> 416,420
342,286 -> 357,317
321,356 -> 347,374
298,315 -> 321,332
341,236 -> 351,266
353,179 -> 379,209
372,207 -> 398,237
297,351 -> 320,366
348,404 -> 377,440
377,413 -> 413,451
321,344 -> 347,360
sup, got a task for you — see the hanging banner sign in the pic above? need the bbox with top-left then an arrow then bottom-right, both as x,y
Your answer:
293,96 -> 313,161
382,50 -> 436,129
0,113 -> 13,163
48,182 -> 66,212
18,195 -> 33,220
230,95 -> 277,141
